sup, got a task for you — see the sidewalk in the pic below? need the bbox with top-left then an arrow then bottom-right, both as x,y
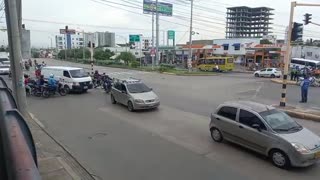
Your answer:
274,104 -> 320,122
28,113 -> 95,180
270,78 -> 297,85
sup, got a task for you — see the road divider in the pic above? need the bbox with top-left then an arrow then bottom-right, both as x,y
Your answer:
274,105 -> 320,122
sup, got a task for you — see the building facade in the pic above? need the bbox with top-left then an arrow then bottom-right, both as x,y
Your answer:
226,6 -> 274,38
213,38 -> 261,63
291,46 -> 320,61
55,32 -> 84,50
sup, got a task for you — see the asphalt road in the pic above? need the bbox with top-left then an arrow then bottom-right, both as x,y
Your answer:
9,58 -> 320,180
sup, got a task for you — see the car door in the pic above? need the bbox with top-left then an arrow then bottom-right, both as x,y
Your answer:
266,68 -> 273,77
259,69 -> 267,77
236,109 -> 272,154
112,82 -> 122,102
118,83 -> 129,105
214,106 -> 241,142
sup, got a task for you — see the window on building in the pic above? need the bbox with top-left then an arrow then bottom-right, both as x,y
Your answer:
234,45 -> 240,51
223,45 -> 229,51
58,37 -> 63,40
79,38 -> 84,41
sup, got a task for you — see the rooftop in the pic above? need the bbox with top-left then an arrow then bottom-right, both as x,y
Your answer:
222,101 -> 275,113
227,6 -> 274,11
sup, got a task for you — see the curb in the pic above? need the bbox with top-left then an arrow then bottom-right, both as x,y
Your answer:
270,79 -> 297,85
160,72 -> 217,76
280,109 -> 320,122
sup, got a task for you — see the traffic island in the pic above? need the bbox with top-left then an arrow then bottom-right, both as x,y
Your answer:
270,79 -> 297,85
274,105 -> 320,122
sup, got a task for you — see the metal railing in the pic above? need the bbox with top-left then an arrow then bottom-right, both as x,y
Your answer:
0,76 -> 41,180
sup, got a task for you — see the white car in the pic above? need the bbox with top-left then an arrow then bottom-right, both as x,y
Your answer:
254,68 -> 282,78
0,65 -> 10,75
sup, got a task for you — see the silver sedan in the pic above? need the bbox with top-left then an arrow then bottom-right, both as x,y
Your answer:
209,101 -> 320,169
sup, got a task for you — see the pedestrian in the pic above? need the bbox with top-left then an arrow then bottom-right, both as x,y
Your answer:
290,67 -> 295,81
300,75 -> 311,103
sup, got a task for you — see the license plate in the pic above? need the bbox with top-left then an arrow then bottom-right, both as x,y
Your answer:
83,86 -> 88,89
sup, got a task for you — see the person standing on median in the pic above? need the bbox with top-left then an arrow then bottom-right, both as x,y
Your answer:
300,75 -> 311,103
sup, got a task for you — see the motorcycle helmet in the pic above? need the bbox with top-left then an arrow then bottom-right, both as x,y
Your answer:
50,74 -> 54,78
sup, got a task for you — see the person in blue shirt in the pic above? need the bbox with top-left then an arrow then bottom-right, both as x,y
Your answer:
300,75 -> 311,103
48,74 -> 57,90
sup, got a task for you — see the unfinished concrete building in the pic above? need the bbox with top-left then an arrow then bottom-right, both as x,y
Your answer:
226,6 -> 274,39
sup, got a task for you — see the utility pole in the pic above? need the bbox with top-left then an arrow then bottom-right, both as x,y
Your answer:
64,26 -> 68,60
155,0 -> 159,66
83,30 -> 85,60
280,1 -> 320,107
4,0 -> 28,117
90,34 -> 94,74
187,0 -> 194,72
152,12 -> 155,70
280,1 -> 295,107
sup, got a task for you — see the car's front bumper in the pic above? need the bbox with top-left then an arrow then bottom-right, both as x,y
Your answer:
72,84 -> 93,92
133,101 -> 160,110
290,149 -> 320,167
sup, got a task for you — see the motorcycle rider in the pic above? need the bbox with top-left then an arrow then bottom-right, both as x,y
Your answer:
48,74 -> 57,90
93,70 -> 101,88
102,73 -> 112,91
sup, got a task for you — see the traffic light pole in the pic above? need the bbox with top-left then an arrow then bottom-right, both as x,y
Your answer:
280,1 -> 320,107
310,22 -> 320,26
4,0 -> 28,117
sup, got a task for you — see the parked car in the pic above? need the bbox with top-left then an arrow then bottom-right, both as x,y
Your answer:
0,65 -> 10,75
209,101 -> 320,169
110,78 -> 160,111
41,66 -> 93,93
254,68 -> 282,78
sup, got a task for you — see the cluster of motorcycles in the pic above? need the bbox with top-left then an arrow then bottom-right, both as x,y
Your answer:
92,74 -> 113,93
26,79 -> 68,98
296,76 -> 320,87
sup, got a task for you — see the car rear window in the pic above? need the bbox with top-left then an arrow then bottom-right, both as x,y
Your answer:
217,106 -> 237,121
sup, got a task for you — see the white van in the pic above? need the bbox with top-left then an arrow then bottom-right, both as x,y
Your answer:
41,66 -> 93,93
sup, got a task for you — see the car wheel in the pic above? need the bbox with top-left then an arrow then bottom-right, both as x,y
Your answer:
271,74 -> 276,78
210,127 -> 223,142
255,73 -> 259,77
111,95 -> 116,104
269,149 -> 291,169
64,85 -> 70,94
127,101 -> 134,112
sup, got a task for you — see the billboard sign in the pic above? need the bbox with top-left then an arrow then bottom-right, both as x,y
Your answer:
129,35 -> 141,42
167,30 -> 175,40
60,29 -> 76,35
143,0 -> 173,16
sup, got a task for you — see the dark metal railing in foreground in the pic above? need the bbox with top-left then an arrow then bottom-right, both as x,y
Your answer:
0,76 -> 40,180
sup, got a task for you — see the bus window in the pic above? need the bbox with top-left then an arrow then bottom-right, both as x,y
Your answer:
227,58 -> 234,63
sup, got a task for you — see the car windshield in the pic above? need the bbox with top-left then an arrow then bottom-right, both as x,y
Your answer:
260,109 -> 302,133
69,69 -> 89,78
126,83 -> 151,93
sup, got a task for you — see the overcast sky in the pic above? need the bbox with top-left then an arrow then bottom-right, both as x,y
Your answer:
0,0 -> 320,47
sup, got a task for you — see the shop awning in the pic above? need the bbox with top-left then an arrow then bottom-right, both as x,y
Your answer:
232,43 -> 241,47
222,44 -> 229,47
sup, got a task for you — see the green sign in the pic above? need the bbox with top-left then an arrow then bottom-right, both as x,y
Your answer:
129,35 -> 140,42
143,0 -> 173,17
167,30 -> 175,40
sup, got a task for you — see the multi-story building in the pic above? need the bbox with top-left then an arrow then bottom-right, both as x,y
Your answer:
87,31 -> 115,47
141,37 -> 153,50
226,6 -> 274,38
55,32 -> 84,50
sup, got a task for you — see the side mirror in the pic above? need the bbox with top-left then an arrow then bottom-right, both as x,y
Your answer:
150,88 -> 153,91
121,90 -> 127,94
252,124 -> 261,132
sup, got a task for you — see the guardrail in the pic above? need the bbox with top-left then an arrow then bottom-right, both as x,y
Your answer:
0,76 -> 41,180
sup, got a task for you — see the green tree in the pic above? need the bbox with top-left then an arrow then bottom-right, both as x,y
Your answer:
32,51 -> 40,58
93,48 -> 115,60
116,52 -> 136,65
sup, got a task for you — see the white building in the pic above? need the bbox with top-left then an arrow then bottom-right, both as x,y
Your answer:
141,37 -> 153,50
212,38 -> 261,63
292,46 -> 320,61
55,32 -> 84,50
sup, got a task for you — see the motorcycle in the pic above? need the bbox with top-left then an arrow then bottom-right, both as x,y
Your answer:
103,80 -> 113,93
42,82 -> 67,98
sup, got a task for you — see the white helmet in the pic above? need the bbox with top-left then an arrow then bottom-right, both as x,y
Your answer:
49,74 -> 54,78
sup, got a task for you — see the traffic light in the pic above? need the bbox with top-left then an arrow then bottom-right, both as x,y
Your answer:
87,41 -> 91,48
304,13 -> 312,25
92,43 -> 95,48
291,22 -> 303,42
